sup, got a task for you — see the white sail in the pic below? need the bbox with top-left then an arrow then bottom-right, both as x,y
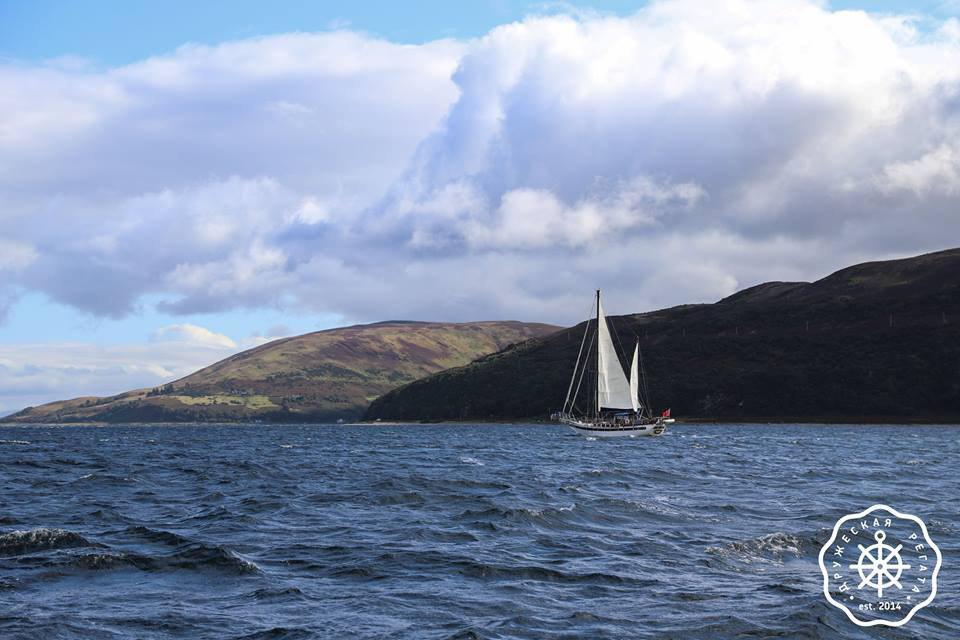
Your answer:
630,342 -> 641,413
597,296 -> 633,410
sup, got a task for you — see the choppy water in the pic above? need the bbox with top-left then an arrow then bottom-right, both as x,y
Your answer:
1,423 -> 958,639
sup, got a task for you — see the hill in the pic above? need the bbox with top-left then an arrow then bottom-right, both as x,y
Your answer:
2,321 -> 558,423
365,249 -> 960,423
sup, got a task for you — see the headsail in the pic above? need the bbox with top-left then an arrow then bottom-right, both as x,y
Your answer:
597,295 -> 633,410
630,341 -> 641,413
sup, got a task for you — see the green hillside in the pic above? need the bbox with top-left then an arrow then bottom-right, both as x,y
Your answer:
3,320 -> 558,423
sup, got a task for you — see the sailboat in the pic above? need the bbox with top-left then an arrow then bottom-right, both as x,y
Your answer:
554,290 -> 673,437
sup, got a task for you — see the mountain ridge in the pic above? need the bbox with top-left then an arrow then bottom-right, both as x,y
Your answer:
3,320 -> 559,423
365,248 -> 960,423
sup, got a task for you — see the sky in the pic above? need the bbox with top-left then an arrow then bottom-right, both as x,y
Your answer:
1,0 -> 960,414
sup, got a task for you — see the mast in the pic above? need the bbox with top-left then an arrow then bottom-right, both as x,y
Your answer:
596,289 -> 601,419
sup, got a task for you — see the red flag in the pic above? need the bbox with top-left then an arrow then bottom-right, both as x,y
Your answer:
662,408 -> 671,417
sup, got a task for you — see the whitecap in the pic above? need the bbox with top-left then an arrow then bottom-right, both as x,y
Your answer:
707,532 -> 808,564
0,527 -> 95,555
459,456 -> 484,466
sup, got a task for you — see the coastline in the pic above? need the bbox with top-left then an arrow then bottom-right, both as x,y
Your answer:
3,418 -> 960,427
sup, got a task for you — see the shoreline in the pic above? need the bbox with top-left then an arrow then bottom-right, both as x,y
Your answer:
2,418 -> 960,427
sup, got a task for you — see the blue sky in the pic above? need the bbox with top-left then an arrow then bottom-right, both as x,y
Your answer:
1,0 -> 959,413
1,1 -> 955,65
4,1 -> 633,63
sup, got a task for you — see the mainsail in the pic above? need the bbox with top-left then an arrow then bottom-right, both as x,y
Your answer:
596,296 -> 634,410
630,342 -> 641,413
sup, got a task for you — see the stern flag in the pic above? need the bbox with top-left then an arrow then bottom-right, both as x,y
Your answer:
662,408 -> 671,417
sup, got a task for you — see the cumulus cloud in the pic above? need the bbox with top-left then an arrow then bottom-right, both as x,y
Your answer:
874,143 -> 960,196
0,31 -> 462,317
2,1 -> 960,329
151,323 -> 238,348
367,1 -> 960,316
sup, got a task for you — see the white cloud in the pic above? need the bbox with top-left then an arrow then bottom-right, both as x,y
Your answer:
461,177 -> 705,249
875,144 -> 960,196
1,0 -> 960,335
151,323 -> 238,348
0,30 -> 462,316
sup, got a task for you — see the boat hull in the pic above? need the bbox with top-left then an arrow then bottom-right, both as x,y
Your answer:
560,417 -> 669,438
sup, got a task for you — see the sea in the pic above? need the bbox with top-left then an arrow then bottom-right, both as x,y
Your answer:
0,422 -> 957,639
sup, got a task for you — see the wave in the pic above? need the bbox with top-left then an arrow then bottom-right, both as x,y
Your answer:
69,472 -> 139,485
177,505 -> 259,524
169,542 -> 261,574
125,526 -> 260,574
12,460 -> 47,469
455,504 -> 577,525
444,629 -> 485,640
369,475 -> 511,505
124,525 -> 193,547
2,525 -> 260,577
408,529 -> 479,544
437,477 -> 511,492
593,496 -> 696,523
438,556 -> 651,586
706,531 -> 821,565
54,543 -> 260,575
0,577 -> 19,591
374,491 -> 426,506
368,548 -> 650,587
245,586 -> 306,602
51,457 -> 89,466
0,528 -> 98,556
70,552 -> 155,571
234,628 -> 314,640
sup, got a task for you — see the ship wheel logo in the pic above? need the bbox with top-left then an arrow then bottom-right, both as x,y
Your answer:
851,531 -> 909,598
819,504 -> 942,627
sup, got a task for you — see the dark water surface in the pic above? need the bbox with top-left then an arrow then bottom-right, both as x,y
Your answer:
1,423 -> 958,639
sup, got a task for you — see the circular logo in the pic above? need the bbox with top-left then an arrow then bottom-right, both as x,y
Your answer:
819,504 -> 942,627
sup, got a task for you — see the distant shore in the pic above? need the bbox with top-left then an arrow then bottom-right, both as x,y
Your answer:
2,418 -> 959,427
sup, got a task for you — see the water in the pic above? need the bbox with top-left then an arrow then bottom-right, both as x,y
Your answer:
1,423 -> 958,639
